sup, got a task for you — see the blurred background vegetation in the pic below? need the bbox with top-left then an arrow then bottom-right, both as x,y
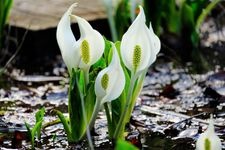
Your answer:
0,0 -> 13,73
0,0 -> 13,49
104,0 -> 224,73
0,0 -> 224,73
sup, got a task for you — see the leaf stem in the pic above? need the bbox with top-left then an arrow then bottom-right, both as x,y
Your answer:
196,0 -> 222,32
83,67 -> 90,86
113,72 -> 137,139
54,110 -> 72,141
89,97 -> 102,129
104,103 -> 113,137
76,75 -> 94,150
125,70 -> 146,122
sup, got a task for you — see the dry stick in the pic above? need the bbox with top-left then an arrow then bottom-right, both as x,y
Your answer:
141,105 -> 224,127
2,29 -> 28,72
42,118 -> 62,129
0,25 -> 12,64
166,112 -> 206,129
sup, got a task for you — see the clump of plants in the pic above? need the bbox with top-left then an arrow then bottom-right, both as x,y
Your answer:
143,0 -> 222,72
55,2 -> 160,147
102,0 -> 143,41
103,0 -> 223,72
23,3 -> 223,150
25,107 -> 45,149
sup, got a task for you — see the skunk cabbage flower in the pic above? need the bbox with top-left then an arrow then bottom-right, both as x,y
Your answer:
56,3 -> 105,74
196,116 -> 222,150
95,43 -> 125,104
120,6 -> 160,74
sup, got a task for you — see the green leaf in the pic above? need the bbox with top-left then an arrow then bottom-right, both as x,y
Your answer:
25,108 -> 45,149
107,46 -> 113,66
109,41 -> 131,138
89,67 -> 103,83
186,0 -> 208,20
3,0 -> 13,24
115,0 -> 131,39
115,139 -> 138,150
181,2 -> 199,49
181,3 -> 195,29
35,107 -> 45,139
84,82 -> 96,124
54,110 -> 72,141
31,121 -> 43,139
89,38 -> 110,82
68,69 -> 82,141
196,0 -> 222,31
91,57 -> 106,71
104,38 -> 112,66
78,70 -> 85,94
25,122 -> 32,142
144,0 -> 167,34
68,69 -> 89,141
25,121 -> 43,149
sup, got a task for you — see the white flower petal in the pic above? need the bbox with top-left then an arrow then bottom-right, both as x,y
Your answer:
95,68 -> 109,99
74,15 -> 94,38
120,6 -> 152,74
196,117 -> 222,150
95,43 -> 125,104
149,23 -> 161,55
72,15 -> 105,69
56,3 -> 79,73
148,23 -> 161,66
102,44 -> 125,103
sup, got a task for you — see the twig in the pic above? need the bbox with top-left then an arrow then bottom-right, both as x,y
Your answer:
141,105 -> 224,127
42,119 -> 62,129
1,29 -> 28,72
166,112 -> 207,129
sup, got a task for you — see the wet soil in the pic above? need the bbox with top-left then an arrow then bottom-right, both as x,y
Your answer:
0,59 -> 225,149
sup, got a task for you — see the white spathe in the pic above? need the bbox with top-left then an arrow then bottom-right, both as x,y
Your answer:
120,6 -> 160,74
56,3 -> 105,74
148,23 -> 161,65
73,15 -> 105,69
56,3 -> 78,74
196,117 -> 222,150
95,43 -> 125,104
